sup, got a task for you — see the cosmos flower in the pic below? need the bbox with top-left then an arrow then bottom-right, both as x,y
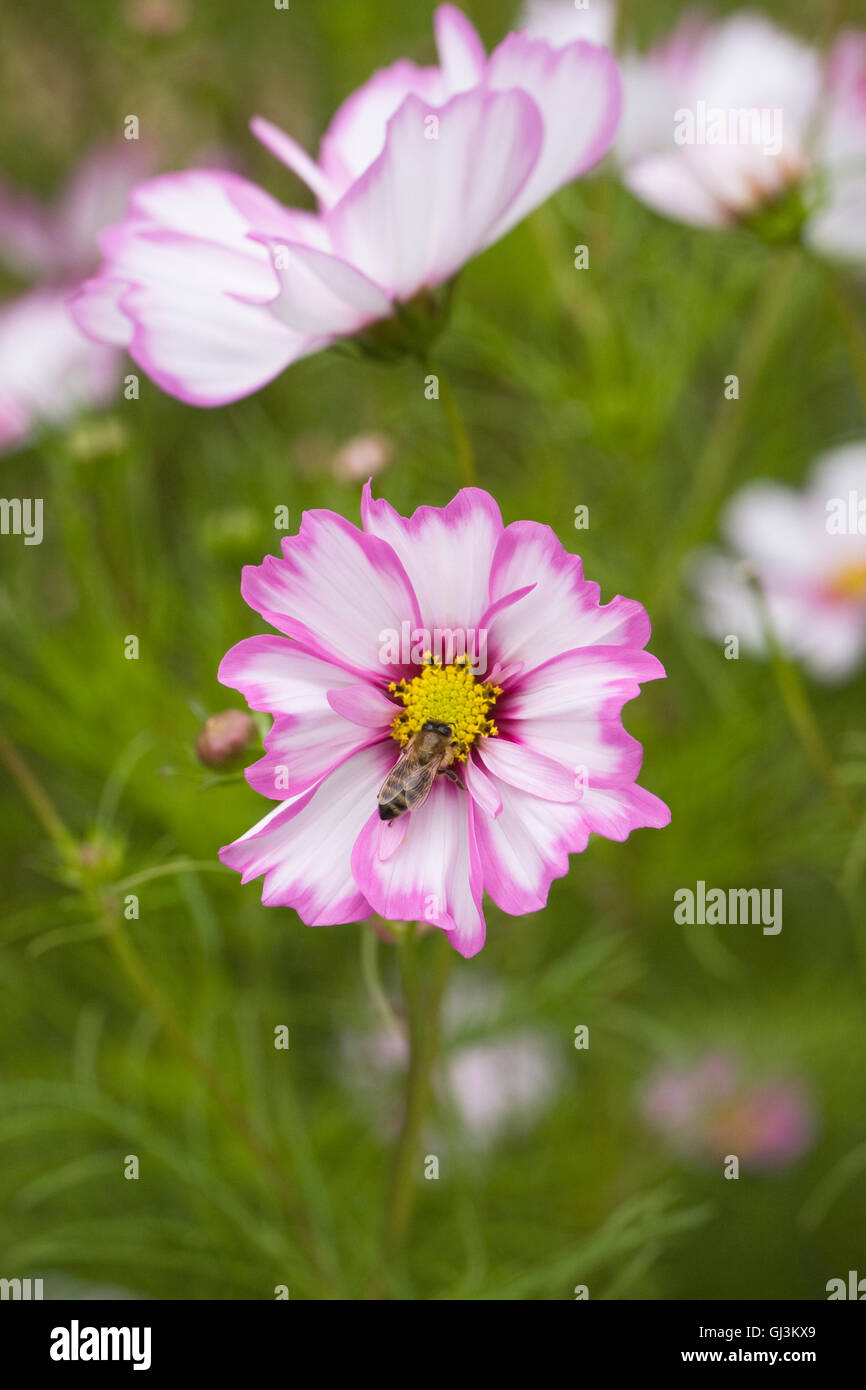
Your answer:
218,484 -> 669,958
526,5 -> 866,261
0,143 -> 151,454
692,444 -> 866,682
69,4 -> 621,406
640,1052 -> 816,1170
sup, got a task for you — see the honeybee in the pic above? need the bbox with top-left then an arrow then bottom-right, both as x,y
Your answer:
377,720 -> 461,821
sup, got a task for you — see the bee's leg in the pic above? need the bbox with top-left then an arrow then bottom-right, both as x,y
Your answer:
441,766 -> 464,789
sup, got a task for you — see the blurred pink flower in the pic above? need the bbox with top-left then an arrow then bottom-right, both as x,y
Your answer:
0,292 -> 117,453
218,483 -> 668,958
0,143 -> 151,454
693,444 -> 866,682
70,4 -> 621,406
342,976 -> 561,1144
641,1052 -> 816,1170
447,1033 -> 560,1142
331,432 -> 394,483
195,709 -> 257,768
528,6 -> 866,260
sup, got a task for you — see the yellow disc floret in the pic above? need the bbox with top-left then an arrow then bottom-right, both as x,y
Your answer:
388,655 -> 502,761
827,561 -> 866,602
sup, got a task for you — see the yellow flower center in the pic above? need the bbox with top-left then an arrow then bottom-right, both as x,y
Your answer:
388,655 -> 502,762
826,561 -> 866,603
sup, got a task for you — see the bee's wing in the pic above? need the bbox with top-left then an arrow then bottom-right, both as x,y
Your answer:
377,745 -> 439,816
399,754 -> 439,811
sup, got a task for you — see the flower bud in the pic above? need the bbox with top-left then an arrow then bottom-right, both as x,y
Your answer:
196,709 -> 255,768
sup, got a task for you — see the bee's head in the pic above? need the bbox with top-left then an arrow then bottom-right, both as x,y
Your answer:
422,720 -> 452,738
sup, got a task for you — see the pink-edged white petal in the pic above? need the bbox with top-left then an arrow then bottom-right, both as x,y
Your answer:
499,646 -> 663,789
0,288 -> 119,454
476,735 -> 580,801
485,32 -> 622,237
241,508 -> 422,680
220,742 -> 393,923
326,683 -> 399,727
69,277 -> 134,347
122,278 -> 310,406
218,634 -> 362,715
250,115 -> 340,206
361,480 -> 503,631
71,170 -> 317,406
622,154 -> 731,228
318,61 -> 446,200
219,635 -> 392,797
256,237 -> 392,337
434,4 -> 487,92
576,783 -> 671,840
487,520 -> 651,672
327,88 -> 544,300
472,778 -> 588,915
245,714 -> 386,799
352,777 -> 486,957
464,752 -> 503,819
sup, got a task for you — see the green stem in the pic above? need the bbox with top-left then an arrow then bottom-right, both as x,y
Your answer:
825,266 -> 866,420
435,368 -> 478,487
383,926 -> 452,1266
650,244 -> 802,618
750,577 -> 857,825
360,924 -> 406,1042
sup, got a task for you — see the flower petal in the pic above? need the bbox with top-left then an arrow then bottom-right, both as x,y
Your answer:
499,646 -> 664,789
241,508 -> 422,680
434,4 -> 487,92
485,32 -> 621,236
220,742 -> 394,923
326,682 -> 399,727
255,237 -> 392,337
487,520 -> 651,672
477,735 -> 580,801
352,778 -> 486,957
318,61 -> 446,200
576,783 -> 671,840
361,480 -> 503,631
0,289 -> 118,454
69,276 -> 134,347
327,88 -> 543,300
473,779 -> 587,915
219,635 -> 390,797
250,115 -> 340,205
464,753 -> 502,819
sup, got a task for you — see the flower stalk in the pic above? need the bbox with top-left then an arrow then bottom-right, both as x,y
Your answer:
383,925 -> 453,1267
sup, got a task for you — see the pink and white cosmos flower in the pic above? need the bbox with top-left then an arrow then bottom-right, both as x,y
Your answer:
527,5 -> 866,261
218,484 -> 669,958
693,444 -> 866,682
0,143 -> 151,454
69,4 -> 621,407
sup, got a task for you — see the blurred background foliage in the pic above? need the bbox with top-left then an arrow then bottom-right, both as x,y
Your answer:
1,0 -> 865,1300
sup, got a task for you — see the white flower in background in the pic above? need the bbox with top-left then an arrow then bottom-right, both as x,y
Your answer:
0,143 -> 152,454
521,0 -> 615,49
524,4 -> 866,261
692,444 -> 866,682
445,1032 -> 560,1143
